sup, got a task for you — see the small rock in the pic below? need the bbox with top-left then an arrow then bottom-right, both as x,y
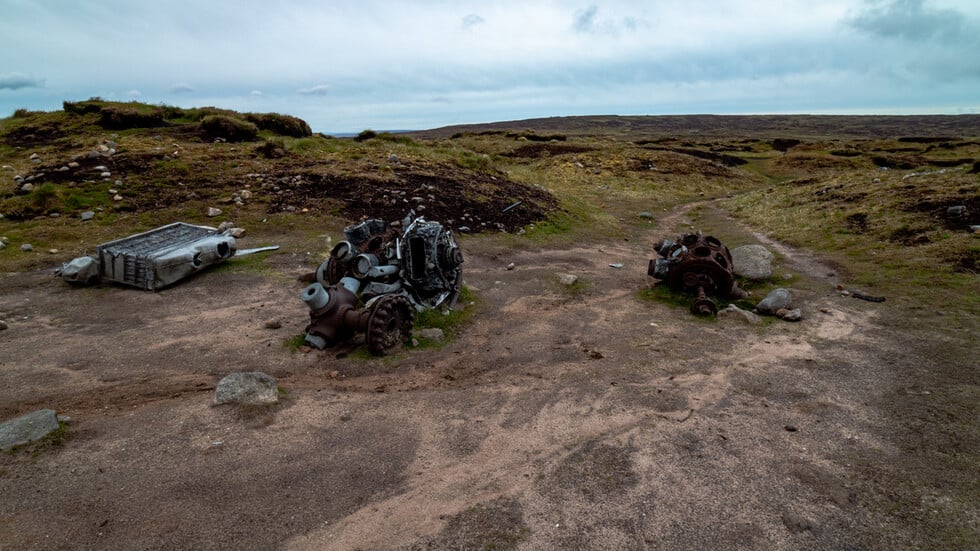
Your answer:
717,304 -> 762,324
213,372 -> 279,406
93,165 -> 108,171
68,162 -> 79,168
80,211 -> 95,221
207,207 -> 223,217
329,370 -> 340,379
263,319 -> 282,330
0,409 -> 60,451
20,183 -> 34,193
226,227 -> 246,238
21,244 -> 33,252
48,249 -> 58,254
100,172 -> 111,179
217,221 -> 236,232
638,211 -> 654,219
557,273 -> 579,286
108,188 -> 118,194
29,153 -> 39,160
417,328 -> 445,343
112,194 -> 123,201
506,262 -> 515,270
777,308 -> 803,322
239,190 -> 253,200
0,241 -> 5,250
49,213 -> 60,218
756,288 -> 792,314
0,320 -> 7,330
388,154 -> 400,163
946,205 -> 966,216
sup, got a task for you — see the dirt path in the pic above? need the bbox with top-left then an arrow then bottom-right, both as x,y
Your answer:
1,205 -> 975,550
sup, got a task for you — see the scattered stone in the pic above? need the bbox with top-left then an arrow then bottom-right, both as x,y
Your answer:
48,249 -> 58,254
418,328 -> 445,343
263,319 -> 282,330
608,263 -> 624,268
80,211 -> 95,221
207,207 -> 223,217
946,205 -> 966,216
112,194 -> 123,201
506,262 -> 515,270
329,370 -> 340,379
239,189 -> 253,200
29,153 -> 39,160
1,236 -> 8,243
213,372 -> 279,406
717,304 -> 762,324
388,153 -> 400,163
0,241 -> 5,250
1,165 -> 11,170
68,161 -> 79,168
93,165 -> 108,171
0,409 -> 60,451
49,213 -> 60,218
20,183 -> 34,193
776,308 -> 803,321
756,288 -> 792,314
217,221 -> 236,232
20,244 -> 33,252
638,211 -> 654,219
557,272 -> 579,286
226,227 -> 246,238
100,172 -> 112,179
0,320 -> 7,330
731,244 -> 774,281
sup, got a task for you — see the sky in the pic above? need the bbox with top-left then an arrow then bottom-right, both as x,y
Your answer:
1,0 -> 978,133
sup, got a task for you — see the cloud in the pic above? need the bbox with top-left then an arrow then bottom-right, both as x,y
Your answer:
250,90 -> 263,96
572,5 -> 599,33
462,13 -> 484,29
297,84 -> 330,96
169,83 -> 194,93
847,0 -> 969,42
127,89 -> 142,97
0,73 -> 44,90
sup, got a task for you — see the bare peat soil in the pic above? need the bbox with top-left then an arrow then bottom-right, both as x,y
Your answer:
1,204 -> 976,550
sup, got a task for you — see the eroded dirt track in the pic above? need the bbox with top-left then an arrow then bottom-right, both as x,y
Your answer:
1,211 -> 976,550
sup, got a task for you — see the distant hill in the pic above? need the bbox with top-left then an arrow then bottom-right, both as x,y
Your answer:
409,114 -> 980,140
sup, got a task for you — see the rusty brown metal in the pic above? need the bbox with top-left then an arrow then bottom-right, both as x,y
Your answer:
303,212 -> 462,356
648,231 -> 746,315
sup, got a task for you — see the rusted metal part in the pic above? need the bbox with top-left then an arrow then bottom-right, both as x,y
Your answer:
304,212 -> 462,355
648,231 -> 745,316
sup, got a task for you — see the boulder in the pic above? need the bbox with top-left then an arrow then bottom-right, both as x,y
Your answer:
0,409 -> 60,451
756,288 -> 793,314
214,372 -> 279,406
731,244 -> 774,281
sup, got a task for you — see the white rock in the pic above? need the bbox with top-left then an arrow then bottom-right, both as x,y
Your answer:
557,272 -> 579,286
207,207 -> 223,217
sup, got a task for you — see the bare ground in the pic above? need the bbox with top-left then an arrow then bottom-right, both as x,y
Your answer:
0,205 -> 977,550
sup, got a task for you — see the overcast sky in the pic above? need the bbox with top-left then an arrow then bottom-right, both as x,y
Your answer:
1,0 -> 978,133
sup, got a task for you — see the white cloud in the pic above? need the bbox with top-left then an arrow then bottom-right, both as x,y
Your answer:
297,85 -> 329,96
0,1 -> 977,131
127,89 -> 142,97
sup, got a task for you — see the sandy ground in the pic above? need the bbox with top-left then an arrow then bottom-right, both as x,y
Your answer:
1,206 -> 976,550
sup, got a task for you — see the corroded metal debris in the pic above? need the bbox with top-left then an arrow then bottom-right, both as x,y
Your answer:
302,212 -> 463,355
60,222 -> 237,290
648,231 -> 746,315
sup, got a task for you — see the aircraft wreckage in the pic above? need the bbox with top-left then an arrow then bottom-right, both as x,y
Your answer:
648,231 -> 746,315
302,212 -> 463,355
